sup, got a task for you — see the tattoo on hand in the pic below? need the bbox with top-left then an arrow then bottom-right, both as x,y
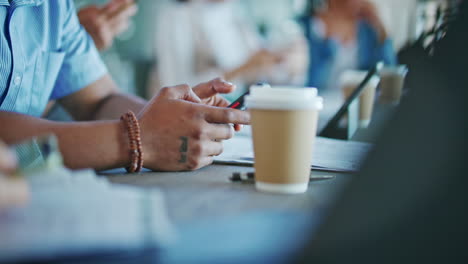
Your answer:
178,136 -> 188,163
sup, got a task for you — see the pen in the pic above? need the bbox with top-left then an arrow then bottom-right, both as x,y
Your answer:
229,172 -> 335,183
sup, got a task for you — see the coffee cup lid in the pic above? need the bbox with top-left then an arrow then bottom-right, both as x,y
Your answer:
245,86 -> 323,110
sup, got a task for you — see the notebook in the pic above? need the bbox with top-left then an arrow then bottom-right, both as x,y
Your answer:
215,133 -> 372,173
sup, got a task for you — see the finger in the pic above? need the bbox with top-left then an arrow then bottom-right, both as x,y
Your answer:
234,124 -> 243,132
186,156 -> 214,171
102,0 -> 136,20
110,19 -> 130,35
0,144 -> 17,174
204,94 -> 231,107
205,123 -> 234,141
199,140 -> 224,157
108,4 -> 138,29
101,0 -> 125,15
202,106 -> 250,125
214,95 -> 231,107
0,177 -> 29,207
193,78 -> 236,99
158,84 -> 202,103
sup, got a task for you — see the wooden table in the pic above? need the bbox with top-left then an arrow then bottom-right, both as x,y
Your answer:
103,165 -> 351,224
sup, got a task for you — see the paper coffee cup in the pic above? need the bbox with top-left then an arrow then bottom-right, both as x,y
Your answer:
245,86 -> 323,194
340,70 -> 380,128
378,65 -> 408,104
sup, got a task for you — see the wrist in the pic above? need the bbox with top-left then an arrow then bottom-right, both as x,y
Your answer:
114,120 -> 132,169
119,111 -> 144,173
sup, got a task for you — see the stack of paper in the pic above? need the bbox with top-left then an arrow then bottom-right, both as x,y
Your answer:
215,135 -> 373,173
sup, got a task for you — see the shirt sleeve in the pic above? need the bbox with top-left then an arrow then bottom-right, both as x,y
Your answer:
50,0 -> 107,100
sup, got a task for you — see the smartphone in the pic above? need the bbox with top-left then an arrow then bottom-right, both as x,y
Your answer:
227,83 -> 269,110
227,91 -> 250,110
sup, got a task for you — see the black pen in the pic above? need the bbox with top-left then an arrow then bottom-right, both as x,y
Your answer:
229,172 -> 335,183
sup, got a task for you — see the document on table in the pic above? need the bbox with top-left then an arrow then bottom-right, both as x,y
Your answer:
215,136 -> 373,173
0,168 -> 175,263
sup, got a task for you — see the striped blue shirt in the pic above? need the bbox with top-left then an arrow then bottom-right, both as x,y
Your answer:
0,0 -> 107,117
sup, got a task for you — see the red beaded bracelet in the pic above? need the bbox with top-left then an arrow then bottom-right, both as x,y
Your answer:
120,111 -> 143,173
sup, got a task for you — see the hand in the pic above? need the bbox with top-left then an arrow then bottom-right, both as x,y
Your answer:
275,38 -> 308,84
192,78 -> 245,131
0,140 -> 28,210
358,1 -> 388,42
78,0 -> 138,51
137,84 -> 250,171
244,49 -> 284,72
0,140 -> 16,175
225,49 -> 283,82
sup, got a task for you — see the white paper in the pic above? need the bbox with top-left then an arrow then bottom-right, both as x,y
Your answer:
215,134 -> 372,173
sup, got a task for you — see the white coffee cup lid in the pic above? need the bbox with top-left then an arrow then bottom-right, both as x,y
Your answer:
245,85 -> 323,110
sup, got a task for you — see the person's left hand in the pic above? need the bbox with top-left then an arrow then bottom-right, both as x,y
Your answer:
358,1 -> 388,42
192,78 -> 244,131
0,140 -> 29,210
78,0 -> 138,51
0,140 -> 16,175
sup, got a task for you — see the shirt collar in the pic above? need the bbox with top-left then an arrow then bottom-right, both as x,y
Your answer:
0,0 -> 44,7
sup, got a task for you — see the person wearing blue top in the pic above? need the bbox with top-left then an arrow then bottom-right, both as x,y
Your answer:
299,0 -> 397,91
0,0 -> 250,172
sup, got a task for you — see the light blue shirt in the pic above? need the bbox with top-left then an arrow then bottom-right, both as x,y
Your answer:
0,0 -> 107,117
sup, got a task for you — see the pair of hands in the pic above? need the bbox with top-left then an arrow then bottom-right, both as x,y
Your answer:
78,0 -> 137,51
137,78 -> 250,171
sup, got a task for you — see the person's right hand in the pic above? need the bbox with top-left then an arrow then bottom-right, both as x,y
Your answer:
225,49 -> 283,82
244,49 -> 284,73
137,84 -> 250,171
78,0 -> 138,51
0,140 -> 17,175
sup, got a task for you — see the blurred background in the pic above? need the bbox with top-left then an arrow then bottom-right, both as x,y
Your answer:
73,0 -> 445,98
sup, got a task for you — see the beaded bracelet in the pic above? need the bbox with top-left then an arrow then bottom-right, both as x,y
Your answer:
120,111 -> 143,173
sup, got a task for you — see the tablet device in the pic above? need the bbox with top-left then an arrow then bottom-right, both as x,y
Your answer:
319,63 -> 383,138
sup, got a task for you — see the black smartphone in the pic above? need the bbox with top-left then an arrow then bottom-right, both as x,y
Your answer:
227,91 -> 250,110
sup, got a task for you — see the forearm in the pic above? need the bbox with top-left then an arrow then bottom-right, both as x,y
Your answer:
0,111 -> 128,170
58,75 -> 147,121
92,92 -> 147,120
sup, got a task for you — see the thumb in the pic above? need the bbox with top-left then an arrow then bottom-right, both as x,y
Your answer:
193,78 -> 236,99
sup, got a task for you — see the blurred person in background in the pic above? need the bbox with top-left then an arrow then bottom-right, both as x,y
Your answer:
0,140 -> 28,210
150,0 -> 308,100
77,0 -> 138,51
299,0 -> 397,91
